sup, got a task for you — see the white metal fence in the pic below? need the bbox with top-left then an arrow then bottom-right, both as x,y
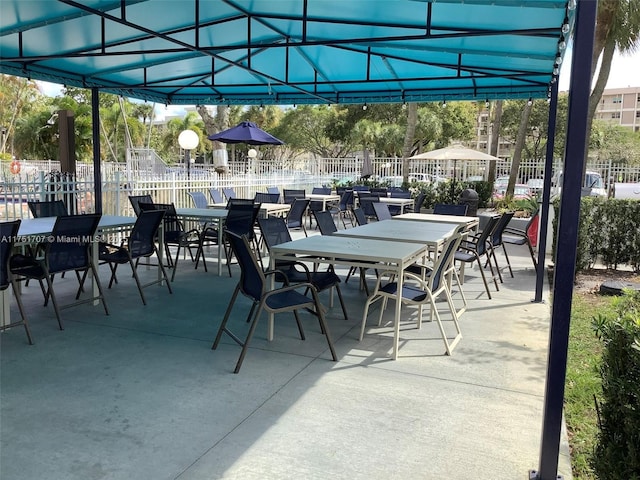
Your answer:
2,157 -> 639,221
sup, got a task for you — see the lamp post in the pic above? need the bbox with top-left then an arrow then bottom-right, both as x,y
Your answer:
178,129 -> 199,179
247,148 -> 257,175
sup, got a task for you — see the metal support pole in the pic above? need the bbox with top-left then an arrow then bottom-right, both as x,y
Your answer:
534,81 -> 559,302
91,88 -> 103,214
535,1 -> 597,479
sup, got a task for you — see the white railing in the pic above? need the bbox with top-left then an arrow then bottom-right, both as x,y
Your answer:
3,157 -> 640,221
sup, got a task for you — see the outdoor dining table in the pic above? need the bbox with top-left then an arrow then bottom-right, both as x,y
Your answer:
306,193 -> 340,211
1,215 -> 137,324
378,197 -> 415,214
208,202 -> 290,218
175,208 -> 228,276
270,234 -> 430,360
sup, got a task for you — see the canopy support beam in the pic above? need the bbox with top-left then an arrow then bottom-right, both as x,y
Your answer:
91,87 -> 103,214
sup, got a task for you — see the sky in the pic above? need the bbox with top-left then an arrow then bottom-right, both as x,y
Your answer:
37,48 -> 640,117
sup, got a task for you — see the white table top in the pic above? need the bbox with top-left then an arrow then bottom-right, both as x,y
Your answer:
175,208 -> 228,220
307,193 -> 340,202
378,197 -> 414,206
271,234 -> 428,267
207,203 -> 289,216
334,220 -> 455,247
394,212 -> 479,228
16,215 -> 136,237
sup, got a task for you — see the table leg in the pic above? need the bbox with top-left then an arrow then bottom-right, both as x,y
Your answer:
1,290 -> 9,325
392,265 -> 403,360
217,219 -> 223,276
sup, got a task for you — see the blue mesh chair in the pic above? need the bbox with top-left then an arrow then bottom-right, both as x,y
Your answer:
285,198 -> 310,236
209,189 -> 224,204
502,210 -> 539,270
351,207 -> 367,226
312,210 -> 337,236
329,190 -> 354,228
98,209 -> 173,305
433,203 -> 469,216
410,193 -> 427,213
358,194 -> 380,221
266,186 -> 281,202
258,217 -> 348,319
10,214 -> 108,329
212,231 -> 337,373
222,187 -> 237,201
254,192 -> 279,204
283,189 -> 306,204
308,187 -> 331,228
223,202 -> 261,276
486,211 -> 515,279
139,202 -> 201,281
128,195 -> 154,216
0,220 -> 33,344
372,202 -> 392,221
454,214 -> 501,299
361,226 -> 466,355
27,200 -> 67,218
187,191 -> 209,209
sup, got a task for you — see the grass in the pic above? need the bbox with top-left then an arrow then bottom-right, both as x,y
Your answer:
564,292 -> 616,479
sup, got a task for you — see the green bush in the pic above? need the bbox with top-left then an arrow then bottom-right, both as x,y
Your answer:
592,290 -> 640,479
552,197 -> 640,272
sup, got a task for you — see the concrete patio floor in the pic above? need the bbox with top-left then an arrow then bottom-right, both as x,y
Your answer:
0,231 -> 572,480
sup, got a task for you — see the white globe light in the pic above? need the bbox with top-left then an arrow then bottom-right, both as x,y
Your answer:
247,148 -> 258,158
178,129 -> 199,150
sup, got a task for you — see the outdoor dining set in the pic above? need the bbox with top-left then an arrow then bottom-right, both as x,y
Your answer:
1,187 -> 538,373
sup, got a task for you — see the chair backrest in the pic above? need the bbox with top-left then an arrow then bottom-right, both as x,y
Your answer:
313,210 -> 338,235
474,214 -> 501,256
433,203 -> 469,216
0,220 -> 20,290
267,186 -> 281,196
372,202 -> 392,221
140,202 -> 183,239
525,209 -> 540,235
371,187 -> 388,195
222,187 -> 237,200
46,214 -> 101,274
188,191 -> 209,209
225,230 -> 265,302
129,195 -> 154,216
286,198 -> 310,226
28,200 -> 67,218
209,188 -> 224,204
430,225 -> 467,291
312,187 -> 331,194
254,192 -> 279,204
413,193 -> 426,213
390,190 -> 411,198
352,185 -> 369,192
128,209 -> 165,259
489,211 -> 515,247
352,207 -> 368,226
283,189 -> 306,204
257,217 -> 292,250
338,190 -> 354,210
225,203 -> 261,238
226,197 -> 255,208
359,197 -> 378,218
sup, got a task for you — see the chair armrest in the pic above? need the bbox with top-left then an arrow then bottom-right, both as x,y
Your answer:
503,227 -> 525,235
263,279 -> 318,297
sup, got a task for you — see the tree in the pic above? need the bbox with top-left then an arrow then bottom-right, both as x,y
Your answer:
585,0 -> 640,172
0,75 -> 41,159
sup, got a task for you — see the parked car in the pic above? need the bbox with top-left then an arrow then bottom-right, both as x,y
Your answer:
408,173 -> 432,183
493,184 -> 533,201
493,175 -> 510,191
526,178 -> 544,194
551,170 -> 606,197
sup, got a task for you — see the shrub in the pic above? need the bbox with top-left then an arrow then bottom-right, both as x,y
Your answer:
592,290 -> 640,479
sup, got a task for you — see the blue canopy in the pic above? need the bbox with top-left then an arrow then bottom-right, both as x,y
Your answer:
207,121 -> 284,145
0,0 -> 573,105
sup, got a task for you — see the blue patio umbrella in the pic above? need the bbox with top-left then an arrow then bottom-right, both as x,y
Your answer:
207,121 -> 284,146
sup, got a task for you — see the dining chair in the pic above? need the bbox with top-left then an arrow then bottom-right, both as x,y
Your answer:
223,202 -> 261,276
222,187 -> 237,201
257,217 -> 348,319
486,211 -> 515,279
410,193 -> 427,213
372,202 -> 392,221
226,197 -> 255,208
283,189 -> 306,204
371,187 -> 388,196
254,192 -> 279,204
360,226 -> 465,355
128,195 -> 154,216
139,202 -> 201,281
312,210 -> 338,235
308,187 -> 332,228
351,207 -> 368,226
187,191 -> 209,209
0,220 -> 33,344
27,200 -> 68,218
10,214 -> 108,330
433,203 -> 469,216
266,186 -> 281,202
285,198 -> 310,236
98,209 -> 173,305
502,210 -> 539,270
212,230 -> 337,373
330,189 -> 354,228
209,188 -> 224,204
358,195 -> 379,221
454,214 -> 501,299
